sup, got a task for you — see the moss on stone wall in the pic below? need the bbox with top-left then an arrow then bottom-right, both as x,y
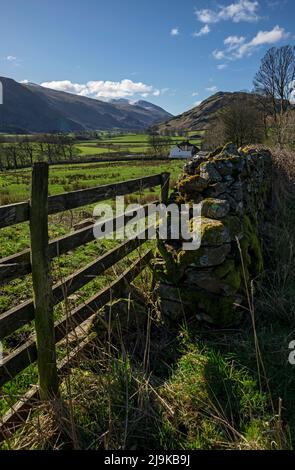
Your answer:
157,143 -> 272,326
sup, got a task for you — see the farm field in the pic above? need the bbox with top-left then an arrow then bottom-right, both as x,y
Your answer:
0,158 -> 184,419
0,159 -> 183,205
74,132 -> 203,157
0,132 -> 204,168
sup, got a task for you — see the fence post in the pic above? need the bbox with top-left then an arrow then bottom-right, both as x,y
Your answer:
30,162 -> 59,400
161,172 -> 170,204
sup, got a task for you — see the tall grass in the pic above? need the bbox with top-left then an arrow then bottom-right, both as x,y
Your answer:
2,148 -> 295,450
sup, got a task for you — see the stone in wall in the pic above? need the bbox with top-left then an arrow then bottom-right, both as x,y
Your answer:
156,142 -> 272,326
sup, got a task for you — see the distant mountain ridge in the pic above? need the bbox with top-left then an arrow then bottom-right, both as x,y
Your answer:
155,91 -> 260,132
0,77 -> 172,133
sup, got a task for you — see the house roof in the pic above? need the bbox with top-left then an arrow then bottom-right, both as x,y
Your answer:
176,140 -> 198,152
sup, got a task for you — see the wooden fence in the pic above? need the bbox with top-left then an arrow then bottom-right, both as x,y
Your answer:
0,162 -> 170,440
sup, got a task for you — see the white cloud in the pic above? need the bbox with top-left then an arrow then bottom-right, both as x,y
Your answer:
234,25 -> 289,58
196,1 -> 260,24
20,79 -> 29,84
212,50 -> 226,60
192,91 -> 199,96
249,25 -> 289,46
6,55 -> 17,61
217,64 -> 228,70
219,0 -> 259,22
193,100 -> 202,107
41,79 -> 161,100
224,35 -> 246,49
170,27 -> 179,36
213,25 -> 290,61
193,24 -> 210,37
206,86 -> 218,93
3,55 -> 21,67
41,80 -> 86,94
195,9 -> 219,24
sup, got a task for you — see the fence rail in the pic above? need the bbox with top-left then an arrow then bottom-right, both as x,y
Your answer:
0,249 -> 153,387
0,163 -> 170,438
0,201 -> 158,285
0,173 -> 163,229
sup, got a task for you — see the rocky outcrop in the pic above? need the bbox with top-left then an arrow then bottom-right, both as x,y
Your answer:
155,143 -> 272,326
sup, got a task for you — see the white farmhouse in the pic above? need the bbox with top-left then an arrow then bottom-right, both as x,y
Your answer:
169,141 -> 199,159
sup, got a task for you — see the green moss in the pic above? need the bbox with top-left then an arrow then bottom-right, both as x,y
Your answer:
177,249 -> 198,270
178,174 -> 208,194
242,215 -> 264,275
214,259 -> 242,292
224,215 -> 243,239
197,291 -> 241,325
201,198 -> 230,219
177,244 -> 231,270
162,284 -> 241,326
214,259 -> 235,278
195,217 -> 229,245
238,145 -> 252,155
225,267 -> 242,292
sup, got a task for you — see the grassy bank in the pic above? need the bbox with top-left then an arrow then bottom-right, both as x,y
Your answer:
1,149 -> 295,450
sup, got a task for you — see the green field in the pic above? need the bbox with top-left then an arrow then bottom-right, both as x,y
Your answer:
0,160 -> 183,205
0,132 -> 203,166
0,158 -> 184,418
74,132 -> 203,157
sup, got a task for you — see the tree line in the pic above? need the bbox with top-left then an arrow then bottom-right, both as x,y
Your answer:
0,134 -> 77,170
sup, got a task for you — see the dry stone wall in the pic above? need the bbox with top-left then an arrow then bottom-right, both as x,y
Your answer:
155,143 -> 272,326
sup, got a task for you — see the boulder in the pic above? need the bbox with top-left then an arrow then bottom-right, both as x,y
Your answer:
177,243 -> 231,268
184,267 -> 237,295
220,142 -> 238,156
204,182 -> 229,197
178,174 -> 208,194
201,198 -> 230,219
189,216 -> 231,246
183,153 -> 208,175
200,162 -> 222,183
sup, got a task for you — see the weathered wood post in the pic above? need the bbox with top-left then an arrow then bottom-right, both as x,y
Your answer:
161,172 -> 170,204
30,162 -> 59,400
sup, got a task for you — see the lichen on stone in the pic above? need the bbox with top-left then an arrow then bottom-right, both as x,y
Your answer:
189,216 -> 230,246
201,198 -> 230,219
157,143 -> 271,327
178,174 -> 208,194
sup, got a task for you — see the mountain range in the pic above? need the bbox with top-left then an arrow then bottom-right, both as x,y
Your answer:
155,91 -> 259,133
0,77 -> 172,133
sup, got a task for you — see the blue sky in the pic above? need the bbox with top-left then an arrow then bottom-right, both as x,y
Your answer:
0,0 -> 294,115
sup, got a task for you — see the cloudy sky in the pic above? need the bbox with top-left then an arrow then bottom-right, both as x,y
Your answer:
0,0 -> 294,114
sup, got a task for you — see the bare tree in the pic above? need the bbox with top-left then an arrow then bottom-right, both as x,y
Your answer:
224,97 -> 265,146
277,110 -> 295,149
147,132 -> 172,157
253,45 -> 295,145
203,96 -> 264,149
202,119 -> 226,150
